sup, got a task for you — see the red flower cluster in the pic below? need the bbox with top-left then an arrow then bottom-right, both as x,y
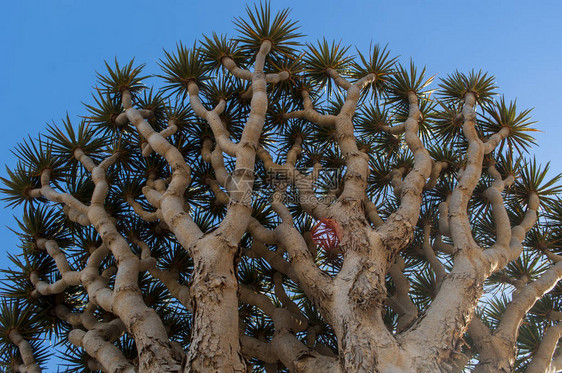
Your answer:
310,218 -> 342,252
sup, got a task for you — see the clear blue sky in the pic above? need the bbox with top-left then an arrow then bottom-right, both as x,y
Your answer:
1,0 -> 561,365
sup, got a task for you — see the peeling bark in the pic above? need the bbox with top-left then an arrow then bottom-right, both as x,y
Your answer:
186,236 -> 245,372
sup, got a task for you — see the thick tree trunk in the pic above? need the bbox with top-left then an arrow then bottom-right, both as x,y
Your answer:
331,219 -> 414,373
470,323 -> 515,373
337,312 -> 410,372
185,235 -> 246,372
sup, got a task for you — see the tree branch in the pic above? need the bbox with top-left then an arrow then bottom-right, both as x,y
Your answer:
7,330 -> 41,373
526,323 -> 562,373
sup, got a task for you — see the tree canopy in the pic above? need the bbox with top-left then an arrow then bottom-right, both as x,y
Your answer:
1,3 -> 561,372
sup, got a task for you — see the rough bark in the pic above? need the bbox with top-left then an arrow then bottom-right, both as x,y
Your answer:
185,236 -> 245,372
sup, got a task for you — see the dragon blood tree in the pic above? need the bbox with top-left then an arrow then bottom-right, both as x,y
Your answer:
1,3 -> 562,373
